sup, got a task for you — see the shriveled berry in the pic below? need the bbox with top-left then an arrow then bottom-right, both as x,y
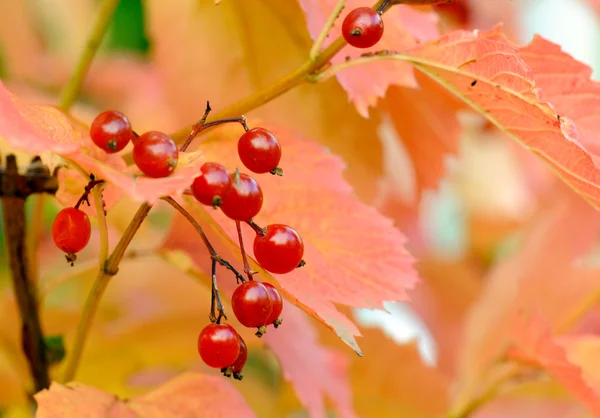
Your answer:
219,172 -> 263,221
191,162 -> 231,207
232,281 -> 272,335
198,323 -> 240,369
262,282 -> 283,326
342,7 -> 384,49
133,131 -> 179,178
238,128 -> 282,174
52,207 -> 92,254
231,336 -> 248,380
89,110 -> 132,153
253,224 -> 304,274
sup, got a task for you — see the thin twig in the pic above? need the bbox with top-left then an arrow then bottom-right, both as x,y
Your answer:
309,0 -> 346,60
179,101 -> 248,152
161,197 -> 246,284
58,0 -> 121,110
235,221 -> 256,281
74,177 -> 105,209
209,258 -> 227,324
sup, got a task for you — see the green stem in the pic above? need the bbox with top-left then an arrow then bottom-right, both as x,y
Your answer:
58,0 -> 121,110
25,194 -> 45,296
61,202 -> 152,383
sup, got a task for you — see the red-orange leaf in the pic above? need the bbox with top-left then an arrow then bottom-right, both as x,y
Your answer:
518,36 -> 600,164
299,0 -> 440,116
507,313 -> 600,416
189,124 -> 418,353
35,372 -> 256,418
396,28 -> 600,208
383,70 -> 463,199
0,81 -> 204,205
264,303 -> 356,418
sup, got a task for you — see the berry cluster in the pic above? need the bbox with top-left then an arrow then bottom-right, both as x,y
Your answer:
342,7 -> 384,49
186,106 -> 305,378
198,281 -> 283,380
52,104 -> 306,381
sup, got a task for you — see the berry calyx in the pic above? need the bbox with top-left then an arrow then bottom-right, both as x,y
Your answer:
52,207 -> 92,255
191,162 -> 232,207
197,323 -> 240,369
253,224 -> 304,274
219,172 -> 263,221
237,127 -> 282,174
133,131 -> 179,178
89,110 -> 132,153
232,281 -> 273,336
342,7 -> 384,49
262,282 -> 283,327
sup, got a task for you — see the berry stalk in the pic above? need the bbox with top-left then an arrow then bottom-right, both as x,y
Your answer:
235,221 -> 256,281
161,196 -> 246,284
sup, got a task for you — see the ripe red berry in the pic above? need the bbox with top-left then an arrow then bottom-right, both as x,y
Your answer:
52,207 -> 92,254
262,282 -> 283,326
191,162 -> 231,207
342,7 -> 384,49
197,323 -> 240,369
230,336 -> 248,379
253,224 -> 304,274
89,110 -> 132,153
133,131 -> 179,178
232,281 -> 273,332
219,172 -> 263,221
237,128 -> 282,174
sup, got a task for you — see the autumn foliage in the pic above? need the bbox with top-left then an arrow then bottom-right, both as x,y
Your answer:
2,0 -> 600,417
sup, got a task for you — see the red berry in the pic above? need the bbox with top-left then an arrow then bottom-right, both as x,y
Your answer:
191,162 -> 231,207
219,172 -> 263,221
133,131 -> 179,178
197,323 -> 240,369
342,7 -> 384,49
253,224 -> 304,274
89,110 -> 132,153
262,282 -> 283,326
52,207 -> 92,254
237,128 -> 282,174
232,281 -> 273,329
230,336 -> 248,375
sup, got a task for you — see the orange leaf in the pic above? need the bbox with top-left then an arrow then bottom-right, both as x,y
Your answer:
518,36 -> 600,164
383,70 -> 462,199
34,372 -> 256,418
400,28 -> 600,209
299,0 -> 440,116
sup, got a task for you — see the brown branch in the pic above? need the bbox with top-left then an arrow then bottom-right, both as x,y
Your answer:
1,155 -> 58,393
